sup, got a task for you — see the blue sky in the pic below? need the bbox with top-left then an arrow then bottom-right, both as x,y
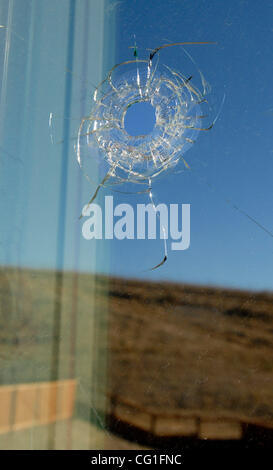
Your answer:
107,0 -> 273,291
0,0 -> 273,291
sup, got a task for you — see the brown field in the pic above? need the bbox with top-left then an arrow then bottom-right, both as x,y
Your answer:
0,267 -> 273,446
108,277 -> 273,425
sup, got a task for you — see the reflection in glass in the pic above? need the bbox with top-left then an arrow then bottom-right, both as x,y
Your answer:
0,0 -> 272,451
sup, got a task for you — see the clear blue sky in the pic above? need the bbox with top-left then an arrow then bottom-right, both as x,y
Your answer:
0,0 -> 273,291
107,0 -> 273,291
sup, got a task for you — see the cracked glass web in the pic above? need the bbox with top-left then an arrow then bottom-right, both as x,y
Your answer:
75,44 -> 216,199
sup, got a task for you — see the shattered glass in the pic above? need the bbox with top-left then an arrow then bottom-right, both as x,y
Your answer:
76,46 -> 215,193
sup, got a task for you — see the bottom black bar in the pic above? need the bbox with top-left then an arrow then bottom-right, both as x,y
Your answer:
0,448 -> 270,467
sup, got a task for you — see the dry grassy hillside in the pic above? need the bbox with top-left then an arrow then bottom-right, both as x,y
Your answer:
108,277 -> 273,424
0,267 -> 272,429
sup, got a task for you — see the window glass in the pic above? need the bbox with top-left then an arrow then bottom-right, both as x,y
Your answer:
0,0 -> 272,450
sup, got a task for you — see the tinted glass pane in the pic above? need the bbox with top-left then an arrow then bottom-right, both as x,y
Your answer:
0,0 -> 272,451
